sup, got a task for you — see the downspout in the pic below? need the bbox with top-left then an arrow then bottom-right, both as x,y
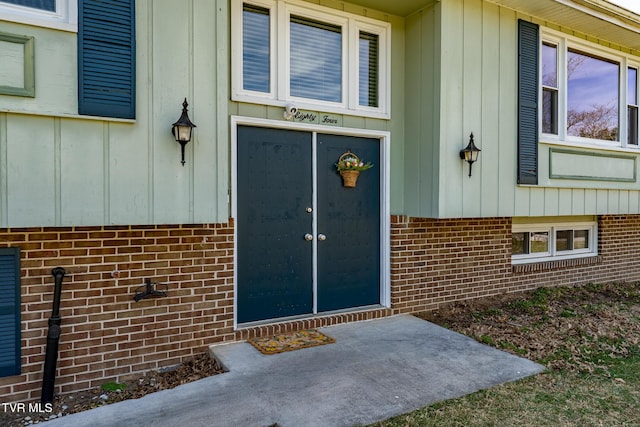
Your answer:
41,267 -> 66,405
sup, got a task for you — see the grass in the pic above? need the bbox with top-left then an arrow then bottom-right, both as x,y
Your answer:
100,382 -> 127,392
370,282 -> 640,427
375,356 -> 640,427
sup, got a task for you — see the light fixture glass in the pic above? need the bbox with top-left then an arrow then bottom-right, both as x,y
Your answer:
459,133 -> 481,177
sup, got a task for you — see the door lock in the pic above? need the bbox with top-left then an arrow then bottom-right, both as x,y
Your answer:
304,233 -> 314,241
318,234 -> 327,241
306,207 -> 313,213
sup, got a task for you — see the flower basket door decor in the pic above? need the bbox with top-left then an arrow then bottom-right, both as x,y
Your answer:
340,170 -> 360,187
336,150 -> 373,188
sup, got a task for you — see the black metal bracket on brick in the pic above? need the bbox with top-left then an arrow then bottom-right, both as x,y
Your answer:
133,279 -> 168,302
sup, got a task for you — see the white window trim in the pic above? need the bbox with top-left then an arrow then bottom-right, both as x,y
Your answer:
231,0 -> 391,119
281,3 -> 349,109
0,0 -> 77,32
539,27 -> 639,150
351,19 -> 390,115
512,221 -> 598,265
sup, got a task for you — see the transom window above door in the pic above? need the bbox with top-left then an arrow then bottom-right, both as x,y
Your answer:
232,0 -> 390,119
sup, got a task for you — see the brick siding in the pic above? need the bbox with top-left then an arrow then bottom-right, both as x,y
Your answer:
390,216 -> 512,314
389,215 -> 640,315
2,214 -> 640,403
0,223 -> 235,403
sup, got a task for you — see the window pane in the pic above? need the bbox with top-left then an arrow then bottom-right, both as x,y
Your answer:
629,67 -> 637,105
628,68 -> 638,145
629,106 -> 638,145
543,88 -> 558,134
567,50 -> 619,141
556,230 -> 572,251
542,43 -> 557,87
359,31 -> 378,107
3,0 -> 55,11
290,16 -> 342,102
530,232 -> 549,253
512,232 -> 528,255
574,229 -> 589,249
243,5 -> 271,93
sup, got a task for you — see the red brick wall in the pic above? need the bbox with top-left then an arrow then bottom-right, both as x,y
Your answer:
0,223 -> 234,403
390,216 -> 512,314
389,215 -> 640,315
512,215 -> 640,288
3,214 -> 640,403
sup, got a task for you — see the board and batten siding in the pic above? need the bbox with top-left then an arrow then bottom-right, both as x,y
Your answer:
0,0 -> 229,228
403,0 -> 640,219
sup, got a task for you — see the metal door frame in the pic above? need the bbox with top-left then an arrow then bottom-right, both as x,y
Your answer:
231,116 -> 391,328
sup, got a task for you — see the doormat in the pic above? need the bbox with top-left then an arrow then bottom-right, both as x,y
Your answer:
248,329 -> 335,355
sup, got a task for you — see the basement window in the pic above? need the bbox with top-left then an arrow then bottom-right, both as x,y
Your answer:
512,220 -> 597,264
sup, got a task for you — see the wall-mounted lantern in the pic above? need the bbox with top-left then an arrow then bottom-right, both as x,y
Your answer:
459,133 -> 481,177
171,98 -> 197,166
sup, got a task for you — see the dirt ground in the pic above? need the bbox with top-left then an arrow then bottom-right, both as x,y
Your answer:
419,281 -> 640,375
2,281 -> 638,426
0,352 -> 224,426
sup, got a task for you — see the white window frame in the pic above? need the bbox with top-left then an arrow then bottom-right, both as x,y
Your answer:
231,0 -> 391,119
0,0 -> 77,32
540,28 -> 640,151
512,221 -> 598,264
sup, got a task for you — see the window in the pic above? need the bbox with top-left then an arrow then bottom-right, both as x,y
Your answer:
629,67 -> 638,146
512,221 -> 597,264
0,0 -> 77,31
289,15 -> 343,103
566,50 -> 619,141
540,29 -> 640,148
233,0 -> 390,118
359,31 -> 379,108
4,0 -> 55,12
242,4 -> 270,93
542,42 -> 558,135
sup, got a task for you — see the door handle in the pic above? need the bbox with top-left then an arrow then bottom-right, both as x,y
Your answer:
318,234 -> 326,241
304,233 -> 313,241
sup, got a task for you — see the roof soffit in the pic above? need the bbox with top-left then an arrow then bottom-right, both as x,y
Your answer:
486,0 -> 640,51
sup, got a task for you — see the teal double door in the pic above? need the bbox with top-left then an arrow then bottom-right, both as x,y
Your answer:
236,125 -> 381,323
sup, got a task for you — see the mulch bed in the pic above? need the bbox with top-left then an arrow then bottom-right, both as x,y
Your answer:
0,352 -> 224,427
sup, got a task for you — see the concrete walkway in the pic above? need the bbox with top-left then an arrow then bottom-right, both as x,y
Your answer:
44,315 -> 544,427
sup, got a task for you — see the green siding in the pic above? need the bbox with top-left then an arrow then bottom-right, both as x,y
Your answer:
406,0 -> 640,218
404,4 -> 439,218
4,0 -> 640,226
0,0 -> 229,227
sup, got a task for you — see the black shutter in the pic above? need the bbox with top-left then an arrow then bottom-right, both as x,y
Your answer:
518,20 -> 539,185
0,248 -> 20,378
78,0 -> 136,119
